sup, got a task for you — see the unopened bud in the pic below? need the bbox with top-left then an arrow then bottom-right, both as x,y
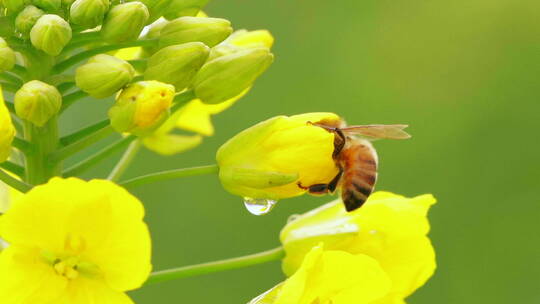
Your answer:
101,2 -> 149,43
3,0 -> 25,15
193,48 -> 273,104
75,54 -> 135,98
144,42 -> 209,91
108,80 -> 175,136
70,0 -> 109,29
163,0 -> 209,20
15,5 -> 45,36
159,16 -> 232,49
32,0 -> 61,12
14,80 -> 62,127
30,14 -> 72,56
0,38 -> 16,72
210,29 -> 274,60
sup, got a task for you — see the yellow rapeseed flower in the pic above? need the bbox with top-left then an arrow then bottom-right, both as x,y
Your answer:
280,192 -> 437,303
216,113 -> 341,200
0,177 -> 152,304
0,85 -> 16,162
249,245 -> 392,304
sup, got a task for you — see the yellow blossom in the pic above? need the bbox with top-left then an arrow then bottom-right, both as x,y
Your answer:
249,245 -> 392,304
0,177 -> 152,304
0,85 -> 15,163
280,192 -> 437,303
142,89 -> 248,155
216,113 -> 341,200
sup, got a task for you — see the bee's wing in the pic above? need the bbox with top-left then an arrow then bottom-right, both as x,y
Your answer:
340,124 -> 411,140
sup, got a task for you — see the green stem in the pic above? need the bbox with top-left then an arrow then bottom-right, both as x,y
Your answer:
119,164 -> 219,188
171,90 -> 196,111
53,39 -> 158,74
0,161 -> 24,177
11,65 -> 28,80
50,125 -> 114,162
63,135 -> 137,177
61,90 -> 88,113
0,73 -> 22,85
60,119 -> 110,146
23,118 -> 61,185
0,82 -> 19,92
107,140 -> 141,181
145,247 -> 284,286
0,169 -> 32,193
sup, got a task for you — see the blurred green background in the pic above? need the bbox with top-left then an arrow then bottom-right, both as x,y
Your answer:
61,0 -> 540,303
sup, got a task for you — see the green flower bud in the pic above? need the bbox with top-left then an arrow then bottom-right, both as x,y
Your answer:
163,0 -> 209,20
141,18 -> 169,55
32,0 -> 61,12
159,16 -> 232,49
2,0 -> 25,14
30,14 -> 72,56
15,5 -> 45,36
70,0 -> 109,29
144,42 -> 209,91
0,38 -> 16,72
108,80 -> 175,136
14,80 -> 62,127
75,54 -> 135,98
101,2 -> 149,43
193,48 -> 273,104
0,17 -> 15,37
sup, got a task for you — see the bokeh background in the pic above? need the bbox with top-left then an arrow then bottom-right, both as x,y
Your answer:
60,0 -> 540,303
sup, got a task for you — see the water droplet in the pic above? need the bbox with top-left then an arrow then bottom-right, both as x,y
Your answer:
243,198 -> 277,215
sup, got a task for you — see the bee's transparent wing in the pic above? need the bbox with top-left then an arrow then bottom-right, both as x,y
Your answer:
340,124 -> 411,140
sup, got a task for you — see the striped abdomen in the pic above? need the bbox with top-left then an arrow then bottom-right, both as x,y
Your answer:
338,139 -> 378,212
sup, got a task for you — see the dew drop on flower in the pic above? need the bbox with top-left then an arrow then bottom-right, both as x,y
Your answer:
243,197 -> 277,215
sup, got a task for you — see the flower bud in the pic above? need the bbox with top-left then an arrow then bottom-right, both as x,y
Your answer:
15,5 -> 45,36
30,14 -> 72,56
14,80 -> 62,127
159,16 -> 232,49
32,0 -> 61,12
0,86 -> 16,163
108,80 -> 174,136
2,0 -> 25,14
163,0 -> 209,20
0,38 -> 16,72
193,47 -> 273,104
70,0 -> 109,29
101,2 -> 149,43
216,113 -> 341,200
75,54 -> 135,98
144,42 -> 209,91
209,29 -> 274,60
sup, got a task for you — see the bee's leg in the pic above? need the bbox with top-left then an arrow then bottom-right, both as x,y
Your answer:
327,168 -> 343,193
297,182 -> 329,195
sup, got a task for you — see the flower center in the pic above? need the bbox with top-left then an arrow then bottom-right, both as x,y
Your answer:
53,257 -> 80,280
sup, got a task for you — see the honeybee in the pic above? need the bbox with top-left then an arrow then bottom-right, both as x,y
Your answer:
298,122 -> 411,212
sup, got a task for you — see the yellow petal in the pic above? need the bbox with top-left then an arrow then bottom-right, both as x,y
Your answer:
0,85 -> 15,162
114,47 -> 142,61
0,247 -> 67,304
57,276 -> 134,304
142,133 -> 202,155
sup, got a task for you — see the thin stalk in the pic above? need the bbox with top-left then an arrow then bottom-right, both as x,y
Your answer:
61,90 -> 89,113
63,135 -> 137,177
145,247 -> 285,286
53,39 -> 158,74
11,137 -> 32,154
0,82 -> 19,92
171,90 -> 196,111
0,73 -> 22,86
11,65 -> 28,80
107,140 -> 142,181
50,125 -> 114,162
119,164 -> 219,188
0,169 -> 32,193
60,119 -> 110,146
0,161 -> 24,177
